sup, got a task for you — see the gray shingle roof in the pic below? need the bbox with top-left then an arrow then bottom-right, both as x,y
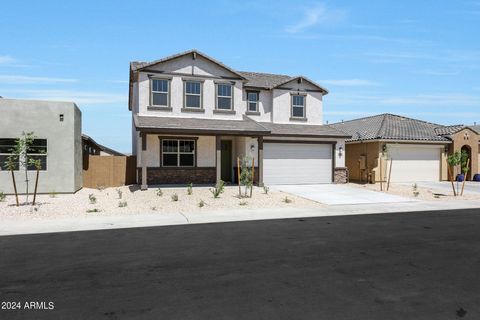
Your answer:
471,125 -> 480,134
258,122 -> 351,138
434,125 -> 465,136
330,113 -> 450,142
238,71 -> 292,89
134,115 -> 270,135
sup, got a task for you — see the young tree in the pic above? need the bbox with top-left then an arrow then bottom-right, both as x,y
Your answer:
239,156 -> 254,198
447,151 -> 461,196
4,154 -> 19,206
460,150 -> 470,196
30,158 -> 42,205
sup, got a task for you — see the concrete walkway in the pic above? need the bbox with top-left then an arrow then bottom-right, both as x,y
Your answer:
1,200 -> 479,236
272,184 -> 413,205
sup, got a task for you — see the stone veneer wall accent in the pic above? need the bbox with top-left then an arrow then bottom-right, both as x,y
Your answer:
334,167 -> 349,184
138,167 -> 216,185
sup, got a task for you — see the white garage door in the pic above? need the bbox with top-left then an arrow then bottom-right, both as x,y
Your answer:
263,142 -> 332,184
388,145 -> 441,182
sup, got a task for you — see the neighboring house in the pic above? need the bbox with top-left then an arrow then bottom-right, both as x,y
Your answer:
82,134 -> 124,157
0,98 -> 82,194
331,114 -> 480,183
129,49 -> 350,188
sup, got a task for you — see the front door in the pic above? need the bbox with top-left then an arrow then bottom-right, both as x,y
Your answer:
221,140 -> 232,182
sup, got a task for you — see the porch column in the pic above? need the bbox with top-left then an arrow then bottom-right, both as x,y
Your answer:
216,135 -> 221,183
141,132 -> 148,190
258,136 -> 264,187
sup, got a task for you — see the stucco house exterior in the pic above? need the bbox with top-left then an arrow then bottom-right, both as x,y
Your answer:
331,114 -> 480,183
0,98 -> 83,194
129,49 -> 350,188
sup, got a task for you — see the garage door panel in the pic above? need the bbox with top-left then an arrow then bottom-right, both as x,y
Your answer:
388,145 -> 441,182
263,143 -> 332,185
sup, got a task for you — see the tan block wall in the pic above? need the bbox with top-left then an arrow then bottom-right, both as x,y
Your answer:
345,142 -> 380,182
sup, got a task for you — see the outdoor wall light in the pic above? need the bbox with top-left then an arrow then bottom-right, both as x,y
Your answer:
444,145 -> 449,153
250,144 -> 255,152
338,146 -> 344,157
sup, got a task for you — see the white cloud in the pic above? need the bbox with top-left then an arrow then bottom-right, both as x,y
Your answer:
1,89 -> 126,104
285,3 -> 347,33
319,79 -> 380,87
0,56 -> 16,65
0,75 -> 77,84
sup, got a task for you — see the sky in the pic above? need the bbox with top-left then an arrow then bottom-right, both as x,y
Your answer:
1,0 -> 479,153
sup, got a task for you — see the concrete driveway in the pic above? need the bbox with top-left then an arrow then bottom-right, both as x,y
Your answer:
272,184 -> 413,205
399,181 -> 480,195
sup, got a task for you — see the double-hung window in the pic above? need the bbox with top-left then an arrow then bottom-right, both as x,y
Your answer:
27,139 -> 47,170
247,91 -> 259,112
184,81 -> 202,109
162,139 -> 195,167
151,79 -> 169,107
291,95 -> 306,118
216,84 -> 233,110
0,139 -> 19,170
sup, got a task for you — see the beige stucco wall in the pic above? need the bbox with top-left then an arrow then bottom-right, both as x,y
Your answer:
345,142 -> 381,182
449,128 -> 479,179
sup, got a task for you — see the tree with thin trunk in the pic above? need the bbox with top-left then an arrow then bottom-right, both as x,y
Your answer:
447,151 -> 461,196
239,155 -> 254,198
30,158 -> 42,205
4,154 -> 19,206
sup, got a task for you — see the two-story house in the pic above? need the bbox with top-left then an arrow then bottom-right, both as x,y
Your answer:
129,49 -> 350,189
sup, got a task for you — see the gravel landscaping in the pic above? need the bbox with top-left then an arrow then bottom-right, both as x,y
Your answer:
0,185 -> 323,221
349,182 -> 480,201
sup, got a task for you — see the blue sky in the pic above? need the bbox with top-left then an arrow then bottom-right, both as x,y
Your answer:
1,0 -> 479,153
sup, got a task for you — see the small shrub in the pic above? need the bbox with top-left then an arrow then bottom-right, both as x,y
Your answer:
210,180 -> 225,199
171,193 -> 179,202
49,191 -> 57,198
116,188 -> 123,199
283,196 -> 292,203
187,183 -> 193,195
412,183 -> 420,197
198,199 -> 205,208
86,208 -> 101,213
239,200 -> 248,206
97,185 -> 106,191
0,192 -> 6,202
263,186 -> 269,194
156,188 -> 163,197
118,201 -> 128,207
88,194 -> 97,204
150,206 -> 157,211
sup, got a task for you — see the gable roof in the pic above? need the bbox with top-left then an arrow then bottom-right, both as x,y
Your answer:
272,76 -> 329,94
330,113 -> 450,142
130,49 -> 246,79
81,134 -> 124,156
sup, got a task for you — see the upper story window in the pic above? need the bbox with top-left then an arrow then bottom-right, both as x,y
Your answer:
247,91 -> 259,112
184,81 -> 202,109
151,79 -> 169,107
162,139 -> 195,167
216,84 -> 233,110
291,95 -> 306,119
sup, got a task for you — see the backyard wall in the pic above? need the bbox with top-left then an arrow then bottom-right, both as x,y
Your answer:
83,155 -> 136,188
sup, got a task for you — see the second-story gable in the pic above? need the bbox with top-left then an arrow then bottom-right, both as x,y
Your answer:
129,49 -> 329,125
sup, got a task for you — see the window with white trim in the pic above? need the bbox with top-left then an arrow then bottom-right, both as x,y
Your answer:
216,84 -> 233,110
162,139 -> 195,167
184,81 -> 202,108
247,91 -> 258,112
291,95 -> 305,118
151,79 -> 169,106
0,139 -> 19,170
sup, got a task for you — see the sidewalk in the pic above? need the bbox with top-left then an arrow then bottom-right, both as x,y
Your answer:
1,200 -> 479,236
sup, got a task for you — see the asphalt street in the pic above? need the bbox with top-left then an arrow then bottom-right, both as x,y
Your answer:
1,208 -> 480,319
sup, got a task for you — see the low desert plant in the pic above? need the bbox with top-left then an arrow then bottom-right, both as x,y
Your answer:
412,183 -> 420,197
283,196 -> 292,203
86,208 -> 101,213
49,191 -> 57,198
263,185 -> 269,194
187,183 -> 193,195
150,206 -> 157,211
118,201 -> 128,207
198,199 -> 205,208
97,185 -> 106,191
88,194 -> 97,204
210,180 -> 225,198
171,193 -> 179,202
239,200 -> 248,206
0,192 -> 6,202
156,188 -> 163,197
116,188 -> 123,199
